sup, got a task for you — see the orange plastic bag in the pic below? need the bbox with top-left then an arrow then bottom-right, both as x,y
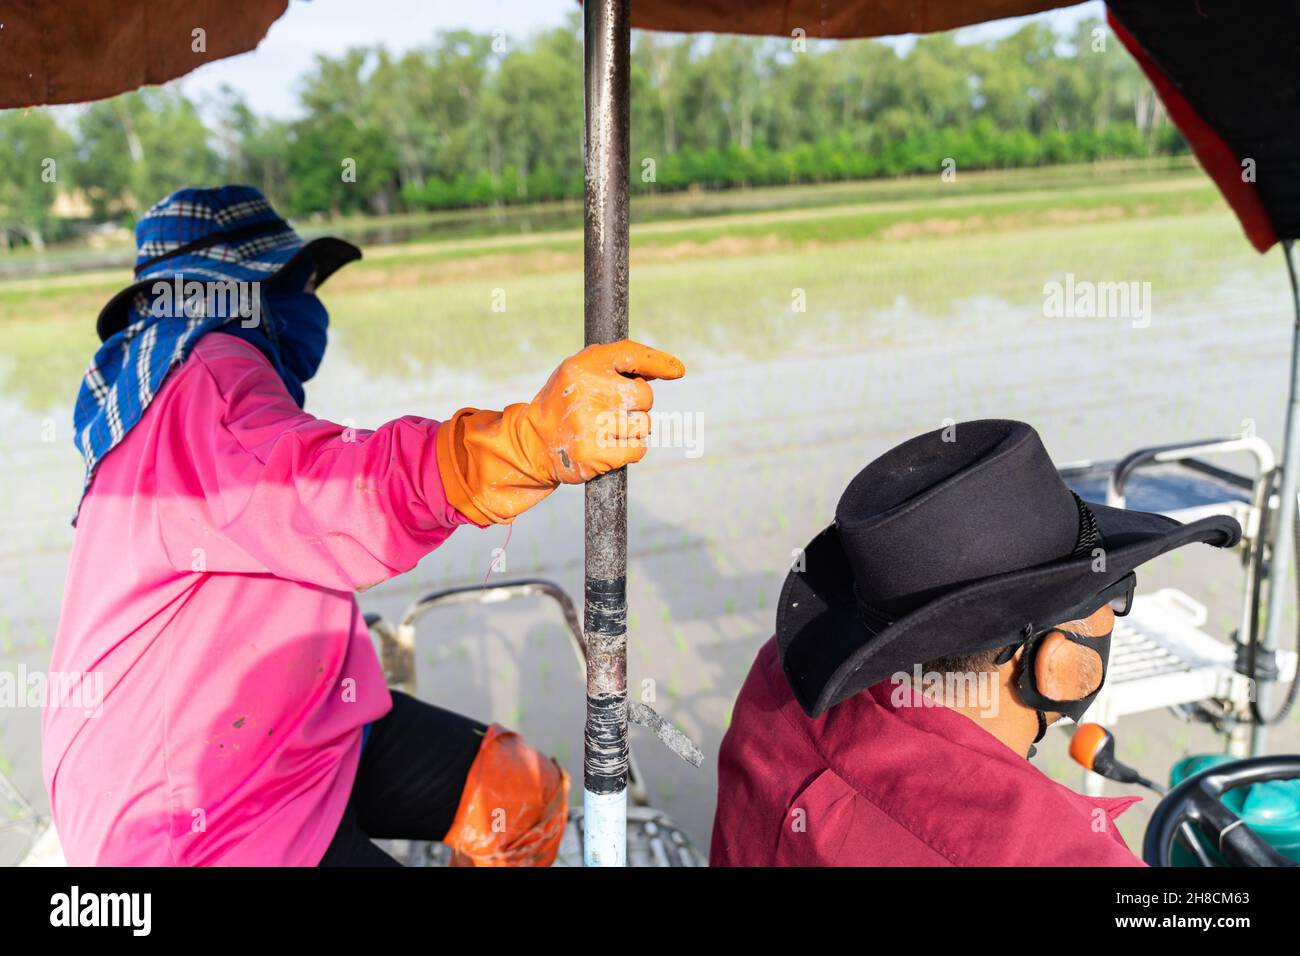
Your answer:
442,724 -> 570,867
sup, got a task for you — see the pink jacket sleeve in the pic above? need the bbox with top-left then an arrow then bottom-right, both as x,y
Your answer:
154,334 -> 471,592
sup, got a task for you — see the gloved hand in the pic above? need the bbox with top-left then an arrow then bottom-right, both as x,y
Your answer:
436,339 -> 685,525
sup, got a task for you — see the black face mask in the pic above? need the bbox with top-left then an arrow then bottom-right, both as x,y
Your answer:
993,572 -> 1132,756
1013,625 -> 1113,743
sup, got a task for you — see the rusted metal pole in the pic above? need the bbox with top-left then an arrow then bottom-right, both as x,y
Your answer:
581,0 -> 631,866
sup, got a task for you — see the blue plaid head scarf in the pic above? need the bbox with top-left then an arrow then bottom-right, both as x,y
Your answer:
72,185 -> 360,518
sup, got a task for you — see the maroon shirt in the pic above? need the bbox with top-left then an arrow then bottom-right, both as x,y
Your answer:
711,638 -> 1146,866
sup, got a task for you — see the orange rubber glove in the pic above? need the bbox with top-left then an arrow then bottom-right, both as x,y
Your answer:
442,724 -> 570,867
436,339 -> 685,525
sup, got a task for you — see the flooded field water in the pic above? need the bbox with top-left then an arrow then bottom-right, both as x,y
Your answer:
3,180 -> 1299,862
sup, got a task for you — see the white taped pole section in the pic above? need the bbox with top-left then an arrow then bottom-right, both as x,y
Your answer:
584,789 -> 628,867
581,0 -> 632,866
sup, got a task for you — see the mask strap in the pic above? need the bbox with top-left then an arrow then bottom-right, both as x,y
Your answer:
1026,709 -> 1048,759
1019,627 -> 1111,711
992,629 -> 1049,758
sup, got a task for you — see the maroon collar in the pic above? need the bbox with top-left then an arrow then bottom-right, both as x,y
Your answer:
764,648 -> 1141,866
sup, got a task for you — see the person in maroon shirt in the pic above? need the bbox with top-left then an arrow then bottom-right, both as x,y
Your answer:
711,420 -> 1241,866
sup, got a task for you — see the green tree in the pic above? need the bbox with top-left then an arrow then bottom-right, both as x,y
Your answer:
0,110 -> 72,249
75,89 -> 222,220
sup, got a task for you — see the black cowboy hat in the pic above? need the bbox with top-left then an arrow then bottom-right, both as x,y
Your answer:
777,420 -> 1242,718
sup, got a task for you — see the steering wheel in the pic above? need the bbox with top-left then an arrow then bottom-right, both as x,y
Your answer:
1143,755 -> 1300,867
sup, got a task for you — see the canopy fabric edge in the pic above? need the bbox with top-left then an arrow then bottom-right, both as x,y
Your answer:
1107,7 -> 1279,254
0,0 -> 288,109
624,0 -> 1084,39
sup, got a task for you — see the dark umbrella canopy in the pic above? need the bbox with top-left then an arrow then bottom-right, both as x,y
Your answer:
1108,0 -> 1300,252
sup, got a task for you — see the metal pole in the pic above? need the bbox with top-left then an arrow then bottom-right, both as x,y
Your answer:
1253,239 -> 1300,754
581,0 -> 631,866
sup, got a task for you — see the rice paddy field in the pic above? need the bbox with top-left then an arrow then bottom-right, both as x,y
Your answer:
3,157 -> 1300,863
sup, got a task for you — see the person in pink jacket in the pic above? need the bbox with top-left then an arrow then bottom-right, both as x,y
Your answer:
44,186 -> 684,867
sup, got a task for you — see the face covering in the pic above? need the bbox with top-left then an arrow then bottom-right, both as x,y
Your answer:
222,264 -> 329,408
264,288 -> 329,401
1013,625 -> 1113,745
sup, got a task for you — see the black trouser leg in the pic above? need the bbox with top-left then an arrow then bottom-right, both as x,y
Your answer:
318,690 -> 487,866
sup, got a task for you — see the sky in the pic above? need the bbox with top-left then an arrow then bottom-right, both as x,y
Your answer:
172,0 -> 1108,119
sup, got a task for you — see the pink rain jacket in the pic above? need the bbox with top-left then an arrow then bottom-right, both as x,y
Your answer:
711,638 -> 1146,866
43,334 -> 471,866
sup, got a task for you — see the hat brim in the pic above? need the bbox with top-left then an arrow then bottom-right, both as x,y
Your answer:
95,235 -> 361,342
776,502 -> 1241,718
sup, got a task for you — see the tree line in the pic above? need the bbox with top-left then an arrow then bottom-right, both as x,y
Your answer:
0,13 -> 1179,250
